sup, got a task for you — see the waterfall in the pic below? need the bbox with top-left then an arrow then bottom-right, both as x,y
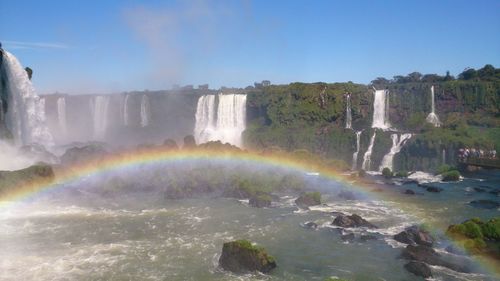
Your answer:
123,94 -> 130,126
379,133 -> 412,171
57,97 -> 67,136
352,131 -> 362,170
361,131 -> 377,171
194,95 -> 216,144
1,51 -> 53,146
372,89 -> 390,129
194,94 -> 246,147
90,95 -> 110,140
426,85 -> 441,127
345,93 -> 352,129
442,149 -> 446,164
140,94 -> 150,127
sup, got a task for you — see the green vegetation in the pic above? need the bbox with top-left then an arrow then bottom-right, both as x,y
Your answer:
394,170 -> 408,177
447,217 -> 500,256
382,167 -> 393,178
441,170 -> 460,181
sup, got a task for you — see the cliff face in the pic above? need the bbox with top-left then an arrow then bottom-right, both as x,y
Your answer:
0,50 -> 12,140
245,80 -> 500,172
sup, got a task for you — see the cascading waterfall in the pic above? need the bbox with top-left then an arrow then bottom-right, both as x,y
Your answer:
140,94 -> 150,127
345,93 -> 352,129
123,94 -> 130,126
426,85 -> 441,127
352,131 -> 362,170
372,88 -> 390,129
1,51 -> 53,146
194,95 -> 216,144
442,149 -> 446,164
379,133 -> 412,171
57,97 -> 67,136
194,94 -> 246,147
90,95 -> 110,140
361,131 -> 377,171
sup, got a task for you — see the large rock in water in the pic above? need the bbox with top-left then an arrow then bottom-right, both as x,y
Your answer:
60,144 -> 108,165
394,226 -> 434,247
249,194 -> 272,208
219,240 -> 276,273
295,192 -> 321,208
401,245 -> 471,273
0,163 -> 54,196
332,214 -> 377,228
404,261 -> 432,278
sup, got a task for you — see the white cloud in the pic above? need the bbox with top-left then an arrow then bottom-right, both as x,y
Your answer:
2,40 -> 69,50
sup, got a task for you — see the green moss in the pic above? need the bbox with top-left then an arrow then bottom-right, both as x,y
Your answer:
441,170 -> 460,181
481,218 -> 500,241
436,164 -> 452,175
382,167 -> 393,178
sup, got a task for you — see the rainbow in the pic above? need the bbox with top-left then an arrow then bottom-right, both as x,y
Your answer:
0,146 -> 499,276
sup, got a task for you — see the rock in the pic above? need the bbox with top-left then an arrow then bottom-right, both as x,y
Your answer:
394,226 -> 434,247
19,144 -> 58,164
0,163 -> 54,195
401,245 -> 471,273
426,186 -> 443,193
219,240 -> 276,273
341,233 -> 355,242
162,139 -> 179,150
295,192 -> 321,208
404,189 -> 416,195
183,135 -> 196,148
249,194 -> 272,208
469,200 -> 500,209
303,221 -> 318,230
338,190 -> 356,200
360,234 -> 378,241
473,187 -> 485,193
332,214 -> 376,228
404,261 -> 432,278
401,179 -> 419,185
60,144 -> 108,165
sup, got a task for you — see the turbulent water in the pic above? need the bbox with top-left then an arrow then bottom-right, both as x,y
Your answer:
352,131 -> 362,170
0,168 -> 498,281
362,131 -> 377,171
1,51 -> 53,146
426,85 -> 441,127
90,96 -> 110,140
372,89 -> 390,129
379,133 -> 412,171
194,94 -> 247,147
345,93 -> 352,129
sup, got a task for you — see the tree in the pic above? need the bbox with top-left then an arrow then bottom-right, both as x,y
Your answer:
458,68 -> 477,80
407,72 -> 423,82
371,77 -> 390,85
25,67 -> 33,80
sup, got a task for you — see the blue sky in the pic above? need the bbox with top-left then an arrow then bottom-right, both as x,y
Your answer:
1,0 -> 499,94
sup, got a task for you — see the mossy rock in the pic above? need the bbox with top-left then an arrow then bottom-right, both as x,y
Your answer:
249,193 -> 272,208
0,163 -> 55,196
382,167 -> 393,178
441,170 -> 460,181
219,240 -> 276,273
295,191 -> 321,207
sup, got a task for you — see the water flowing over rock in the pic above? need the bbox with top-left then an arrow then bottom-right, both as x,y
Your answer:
426,85 -> 441,127
345,93 -> 352,129
140,94 -> 150,127
122,94 -> 130,126
379,133 -> 412,171
57,97 -> 67,137
1,51 -> 53,146
372,89 -> 390,129
352,131 -> 362,170
194,94 -> 246,147
362,131 -> 376,171
90,95 -> 110,140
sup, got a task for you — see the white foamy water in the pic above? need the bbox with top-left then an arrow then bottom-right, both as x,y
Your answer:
372,89 -> 390,129
345,93 -> 352,129
426,85 -> 441,127
408,171 -> 442,183
379,133 -> 412,171
352,131 -> 362,170
57,97 -> 67,137
122,94 -> 130,126
362,131 -> 376,171
1,51 -> 53,146
0,141 -> 37,170
90,95 -> 110,140
140,94 -> 150,127
194,94 -> 247,147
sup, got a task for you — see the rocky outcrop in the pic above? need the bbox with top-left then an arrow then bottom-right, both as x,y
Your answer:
401,245 -> 471,273
295,192 -> 321,208
303,221 -> 318,230
332,214 -> 376,228
394,226 -> 434,247
249,194 -> 272,208
219,240 -> 276,273
60,144 -> 108,165
0,163 -> 54,196
404,261 -> 432,278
